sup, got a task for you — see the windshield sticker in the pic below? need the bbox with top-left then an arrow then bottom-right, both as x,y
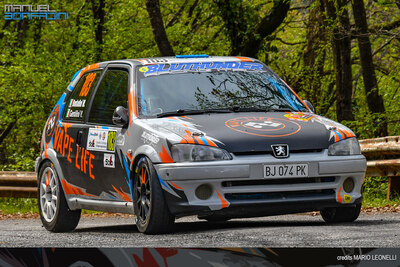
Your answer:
87,128 -> 116,152
225,117 -> 301,137
139,61 -> 264,76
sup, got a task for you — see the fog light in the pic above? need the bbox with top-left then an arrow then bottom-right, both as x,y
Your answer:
343,177 -> 354,193
195,184 -> 212,200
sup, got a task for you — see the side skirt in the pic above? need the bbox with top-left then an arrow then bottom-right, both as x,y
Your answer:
68,197 -> 134,214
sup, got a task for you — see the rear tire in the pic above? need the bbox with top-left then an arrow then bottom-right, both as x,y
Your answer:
320,204 -> 361,223
133,156 -> 175,234
38,161 -> 81,232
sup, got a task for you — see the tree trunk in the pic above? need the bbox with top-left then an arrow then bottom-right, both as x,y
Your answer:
352,0 -> 388,136
324,0 -> 355,122
145,0 -> 175,56
241,0 -> 291,57
91,0 -> 105,62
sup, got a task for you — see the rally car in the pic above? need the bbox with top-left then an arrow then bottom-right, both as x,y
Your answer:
35,55 -> 366,234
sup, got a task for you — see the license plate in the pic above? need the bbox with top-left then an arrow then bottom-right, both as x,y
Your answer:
264,164 -> 308,178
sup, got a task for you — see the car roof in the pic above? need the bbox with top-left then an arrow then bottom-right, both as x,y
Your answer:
97,56 -> 260,67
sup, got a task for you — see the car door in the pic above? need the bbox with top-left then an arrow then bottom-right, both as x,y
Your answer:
58,69 -> 103,199
85,65 -> 131,202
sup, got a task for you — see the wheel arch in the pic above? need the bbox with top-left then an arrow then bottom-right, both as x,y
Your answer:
36,151 -> 74,210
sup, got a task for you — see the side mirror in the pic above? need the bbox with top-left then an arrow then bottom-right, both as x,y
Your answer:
303,100 -> 315,113
112,106 -> 129,127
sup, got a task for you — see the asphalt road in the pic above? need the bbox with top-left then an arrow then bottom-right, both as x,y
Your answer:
1,212 -> 399,247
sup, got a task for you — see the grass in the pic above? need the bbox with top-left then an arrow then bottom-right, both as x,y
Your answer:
0,197 -> 102,215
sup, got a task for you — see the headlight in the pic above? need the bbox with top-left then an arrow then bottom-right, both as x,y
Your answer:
171,144 -> 232,162
328,137 -> 361,156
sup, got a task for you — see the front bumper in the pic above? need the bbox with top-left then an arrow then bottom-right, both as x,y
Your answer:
154,150 -> 366,218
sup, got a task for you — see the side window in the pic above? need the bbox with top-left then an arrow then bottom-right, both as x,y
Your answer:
88,69 -> 129,125
63,70 -> 102,122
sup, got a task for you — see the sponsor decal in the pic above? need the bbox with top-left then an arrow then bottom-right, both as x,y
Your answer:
87,128 -> 116,152
284,112 -> 314,122
69,99 -> 86,108
139,61 -> 264,76
141,131 -> 160,146
344,194 -> 352,203
52,123 -> 95,179
103,153 -> 115,168
45,105 -> 59,144
115,134 -> 125,146
225,117 -> 301,137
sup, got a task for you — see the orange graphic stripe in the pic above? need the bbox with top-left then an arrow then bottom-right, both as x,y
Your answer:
216,190 -> 229,208
169,181 -> 183,190
61,178 -> 95,197
181,129 -> 196,144
112,185 -> 132,202
235,56 -> 252,62
337,186 -> 343,203
333,131 -> 340,142
159,145 -> 174,163
193,136 -> 205,145
79,63 -> 99,77
180,116 -> 193,120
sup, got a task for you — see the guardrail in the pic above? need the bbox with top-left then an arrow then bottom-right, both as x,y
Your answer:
359,136 -> 400,200
1,136 -> 400,199
0,171 -> 37,198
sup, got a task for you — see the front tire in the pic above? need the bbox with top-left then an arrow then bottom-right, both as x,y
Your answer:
133,157 -> 175,234
320,204 -> 361,223
38,161 -> 81,232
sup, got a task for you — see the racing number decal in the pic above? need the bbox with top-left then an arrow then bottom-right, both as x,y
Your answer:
79,73 -> 97,97
45,105 -> 60,144
107,131 -> 116,151
225,117 -> 301,137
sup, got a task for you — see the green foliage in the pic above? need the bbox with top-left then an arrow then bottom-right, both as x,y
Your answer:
1,0 -> 400,171
0,197 -> 38,214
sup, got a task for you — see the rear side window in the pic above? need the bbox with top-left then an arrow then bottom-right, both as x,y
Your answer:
88,69 -> 129,125
63,70 -> 102,122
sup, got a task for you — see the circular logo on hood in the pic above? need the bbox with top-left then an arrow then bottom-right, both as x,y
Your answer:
225,117 -> 301,137
45,105 -> 60,144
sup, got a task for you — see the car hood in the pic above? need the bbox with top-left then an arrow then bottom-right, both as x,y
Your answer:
144,112 -> 355,154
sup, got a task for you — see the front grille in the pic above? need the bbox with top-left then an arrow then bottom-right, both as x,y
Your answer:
225,189 -> 335,201
222,177 -> 335,187
233,149 -> 323,156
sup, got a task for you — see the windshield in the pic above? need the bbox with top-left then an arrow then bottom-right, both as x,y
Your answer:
137,63 -> 307,117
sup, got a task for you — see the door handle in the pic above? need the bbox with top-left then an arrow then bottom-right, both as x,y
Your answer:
77,130 -> 83,146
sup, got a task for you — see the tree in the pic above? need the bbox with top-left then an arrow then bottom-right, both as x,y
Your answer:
351,0 -> 387,137
322,0 -> 355,122
145,0 -> 175,56
215,0 -> 291,57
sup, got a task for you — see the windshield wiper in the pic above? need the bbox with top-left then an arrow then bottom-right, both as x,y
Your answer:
228,106 -> 295,112
156,108 -> 232,118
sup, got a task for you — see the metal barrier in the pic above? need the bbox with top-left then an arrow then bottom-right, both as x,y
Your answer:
360,136 -> 400,200
1,136 -> 400,199
0,171 -> 37,198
